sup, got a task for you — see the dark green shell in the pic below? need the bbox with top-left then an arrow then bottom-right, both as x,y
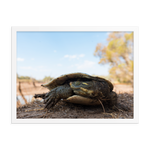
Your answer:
42,72 -> 113,91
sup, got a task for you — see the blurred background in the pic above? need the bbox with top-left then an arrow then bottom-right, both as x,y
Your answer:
16,31 -> 133,106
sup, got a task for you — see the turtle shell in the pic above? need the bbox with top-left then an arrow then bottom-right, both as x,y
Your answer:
42,72 -> 114,91
63,95 -> 101,105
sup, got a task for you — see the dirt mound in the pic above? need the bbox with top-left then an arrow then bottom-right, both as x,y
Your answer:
17,92 -> 133,119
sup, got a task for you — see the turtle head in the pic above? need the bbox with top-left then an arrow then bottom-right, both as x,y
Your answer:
70,81 -> 95,97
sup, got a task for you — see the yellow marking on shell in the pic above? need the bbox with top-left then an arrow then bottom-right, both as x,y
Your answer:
82,82 -> 88,85
80,87 -> 93,95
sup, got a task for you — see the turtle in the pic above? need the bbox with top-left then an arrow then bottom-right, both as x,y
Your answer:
34,72 -> 117,112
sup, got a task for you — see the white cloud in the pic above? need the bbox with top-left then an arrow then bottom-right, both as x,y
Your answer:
64,55 -> 77,59
17,58 -> 24,61
79,54 -> 85,58
57,64 -> 62,67
64,55 -> 69,58
64,54 -> 85,60
75,60 -> 96,69
70,55 -> 77,59
38,65 -> 45,68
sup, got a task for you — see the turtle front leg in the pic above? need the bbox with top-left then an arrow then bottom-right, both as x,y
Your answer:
43,84 -> 73,109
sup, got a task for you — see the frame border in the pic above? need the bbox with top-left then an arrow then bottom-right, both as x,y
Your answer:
9,24 -> 141,125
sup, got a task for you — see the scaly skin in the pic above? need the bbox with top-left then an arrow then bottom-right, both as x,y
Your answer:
44,84 -> 73,109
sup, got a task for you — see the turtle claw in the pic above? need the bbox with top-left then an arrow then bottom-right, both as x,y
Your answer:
43,89 -> 58,109
45,98 -> 54,109
45,97 -> 59,109
43,94 -> 51,104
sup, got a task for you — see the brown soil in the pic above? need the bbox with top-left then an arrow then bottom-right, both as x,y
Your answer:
17,84 -> 133,119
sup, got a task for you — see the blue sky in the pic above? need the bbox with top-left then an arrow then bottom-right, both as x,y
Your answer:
17,31 -> 111,80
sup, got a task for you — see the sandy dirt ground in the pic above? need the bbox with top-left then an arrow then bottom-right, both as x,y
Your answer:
17,82 -> 133,119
